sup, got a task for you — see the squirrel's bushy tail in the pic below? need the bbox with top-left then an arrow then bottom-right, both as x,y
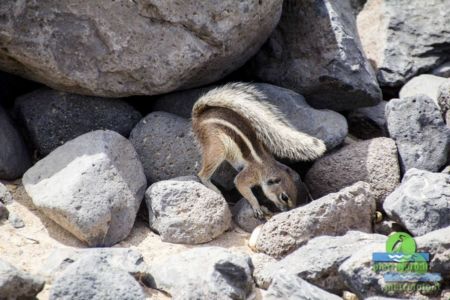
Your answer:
192,83 -> 326,161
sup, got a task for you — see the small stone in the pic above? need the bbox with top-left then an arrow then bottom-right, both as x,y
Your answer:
263,273 -> 341,300
305,138 -> 400,206
254,182 -> 376,258
0,258 -> 45,299
8,212 -> 25,229
145,176 -> 231,244
383,168 -> 450,236
232,199 -> 264,233
23,130 -> 147,246
385,95 -> 450,172
149,247 -> 253,300
0,183 -> 13,204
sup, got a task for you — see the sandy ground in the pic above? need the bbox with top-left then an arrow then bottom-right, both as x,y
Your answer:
0,180 -> 260,299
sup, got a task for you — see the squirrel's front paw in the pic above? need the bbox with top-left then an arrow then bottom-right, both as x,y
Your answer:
253,207 -> 265,220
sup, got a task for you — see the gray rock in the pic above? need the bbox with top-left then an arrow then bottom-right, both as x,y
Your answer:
15,89 -> 142,156
385,95 -> 450,172
416,227 -> 450,279
250,253 -> 277,288
8,212 -> 24,229
232,199 -> 264,233
0,106 -> 31,180
149,247 -> 253,300
0,202 -> 8,220
357,0 -> 450,88
248,0 -> 381,111
40,248 -> 149,283
263,273 -> 341,300
338,242 -> 387,298
254,182 -> 376,258
154,83 -> 348,150
383,169 -> 450,236
347,101 -> 388,139
129,111 -> 236,189
399,75 -> 449,108
0,258 -> 45,299
145,176 -> 231,244
258,231 -> 386,292
49,249 -> 146,300
23,130 -> 147,246
305,138 -> 400,206
432,62 -> 450,78
0,1 -> 282,97
438,80 -> 450,124
0,182 -> 13,204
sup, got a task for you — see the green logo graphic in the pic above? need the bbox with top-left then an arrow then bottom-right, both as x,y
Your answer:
386,232 -> 416,254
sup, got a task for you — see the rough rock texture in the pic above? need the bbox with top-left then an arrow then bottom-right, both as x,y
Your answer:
258,231 -> 386,292
231,199 -> 264,233
0,1 -> 282,97
254,182 -> 376,258
338,242 -> 387,298
416,227 -> 450,279
383,168 -> 450,236
22,130 -> 147,246
305,138 -> 400,206
438,80 -> 450,124
0,258 -> 45,299
248,0 -> 381,111
433,62 -> 450,78
149,247 -> 253,300
250,253 -> 277,288
264,273 -> 342,300
358,0 -> 450,88
145,176 -> 231,244
40,248 -> 149,282
129,111 -> 236,189
15,89 -> 142,156
154,83 -> 348,150
0,182 -> 13,204
49,249 -> 146,300
0,106 -> 31,180
385,95 -> 450,172
399,75 -> 449,106
8,212 -> 24,229
347,101 -> 388,139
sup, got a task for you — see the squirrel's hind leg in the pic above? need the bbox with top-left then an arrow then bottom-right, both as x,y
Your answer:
198,138 -> 225,195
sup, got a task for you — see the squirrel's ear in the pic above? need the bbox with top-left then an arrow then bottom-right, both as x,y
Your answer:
286,167 -> 301,183
267,178 -> 281,185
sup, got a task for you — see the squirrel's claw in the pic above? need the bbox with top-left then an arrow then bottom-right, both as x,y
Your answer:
253,207 -> 265,220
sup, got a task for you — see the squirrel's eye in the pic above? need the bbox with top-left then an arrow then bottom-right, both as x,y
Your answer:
280,193 -> 289,202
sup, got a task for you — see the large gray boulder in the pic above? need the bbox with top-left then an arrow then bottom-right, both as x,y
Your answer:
253,182 -> 376,258
149,247 -> 253,300
258,231 -> 386,292
49,249 -> 146,300
0,106 -> 31,180
0,258 -> 45,299
263,273 -> 342,300
383,169 -> 450,236
15,89 -> 142,156
129,111 -> 236,189
0,1 -> 282,97
145,176 -> 231,244
358,0 -> 450,88
247,0 -> 381,111
153,83 -> 348,150
385,95 -> 450,172
305,138 -> 400,206
23,130 -> 147,246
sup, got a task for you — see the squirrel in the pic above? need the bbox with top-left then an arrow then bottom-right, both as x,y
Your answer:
191,83 -> 326,219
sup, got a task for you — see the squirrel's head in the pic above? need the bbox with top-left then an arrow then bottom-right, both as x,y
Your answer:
261,162 -> 300,212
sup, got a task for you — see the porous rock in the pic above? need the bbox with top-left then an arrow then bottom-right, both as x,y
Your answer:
0,1 -> 282,97
383,168 -> 450,236
232,199 -> 265,233
305,138 -> 400,206
0,258 -> 45,299
385,95 -> 450,172
254,182 -> 376,258
149,247 -> 253,300
23,130 -> 147,246
248,0 -> 381,111
399,75 -> 449,107
15,89 -> 142,156
145,176 -> 231,244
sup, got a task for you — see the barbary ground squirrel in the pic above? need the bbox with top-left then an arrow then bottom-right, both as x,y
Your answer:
192,83 -> 326,219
